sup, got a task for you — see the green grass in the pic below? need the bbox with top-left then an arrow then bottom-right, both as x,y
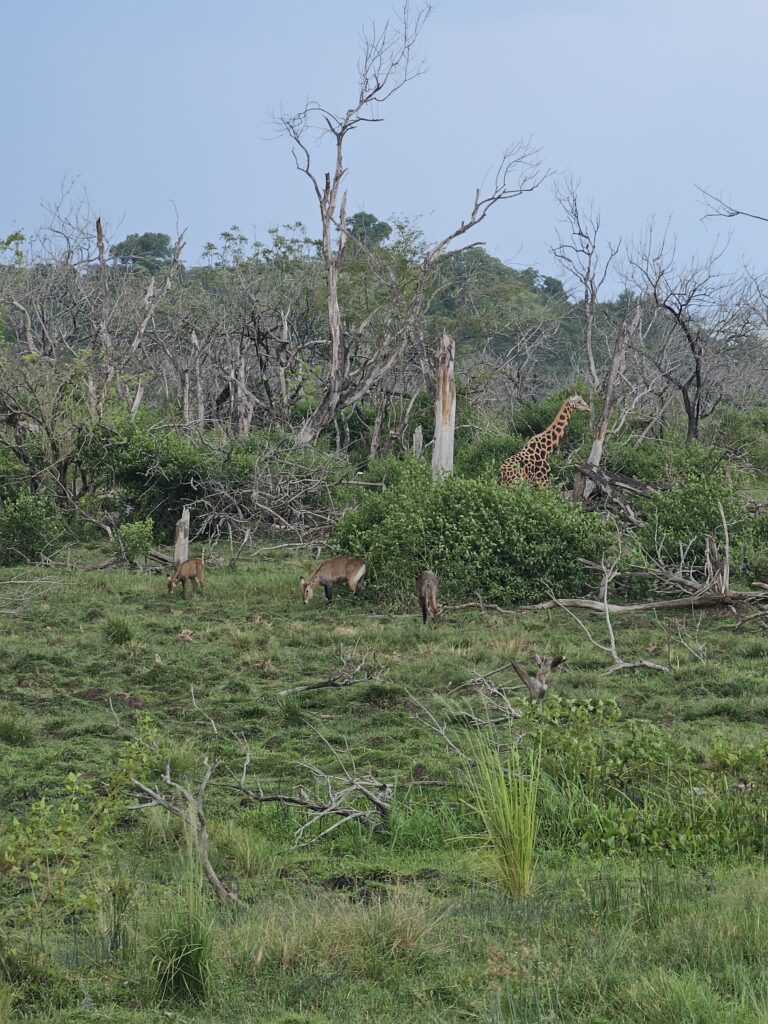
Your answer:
466,732 -> 540,895
3,549 -> 768,1020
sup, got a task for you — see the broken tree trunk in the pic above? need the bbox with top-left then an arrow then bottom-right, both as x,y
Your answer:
413,425 -> 424,460
432,332 -> 456,481
573,303 -> 640,503
174,506 -> 190,567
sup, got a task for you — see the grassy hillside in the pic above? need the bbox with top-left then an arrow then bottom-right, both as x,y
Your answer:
2,552 -> 768,1022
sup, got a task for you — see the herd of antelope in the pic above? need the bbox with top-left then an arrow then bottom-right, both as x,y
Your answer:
168,552 -> 440,624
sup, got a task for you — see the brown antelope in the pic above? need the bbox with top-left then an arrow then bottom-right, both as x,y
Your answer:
416,570 -> 440,625
167,557 -> 205,599
300,555 -> 366,604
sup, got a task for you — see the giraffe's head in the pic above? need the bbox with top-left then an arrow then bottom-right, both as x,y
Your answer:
568,394 -> 591,413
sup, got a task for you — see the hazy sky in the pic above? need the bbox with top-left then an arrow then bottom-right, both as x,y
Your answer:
3,0 -> 767,291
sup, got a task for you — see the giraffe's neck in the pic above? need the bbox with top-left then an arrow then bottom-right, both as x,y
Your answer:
546,401 -> 573,446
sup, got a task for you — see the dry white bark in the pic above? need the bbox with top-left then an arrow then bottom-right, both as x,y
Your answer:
431,332 -> 456,480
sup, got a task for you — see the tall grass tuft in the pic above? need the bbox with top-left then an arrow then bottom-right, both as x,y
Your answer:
0,983 -> 15,1024
103,615 -> 134,646
138,840 -> 215,1006
466,734 -> 541,897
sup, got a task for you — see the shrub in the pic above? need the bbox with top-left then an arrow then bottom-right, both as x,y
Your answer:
115,517 -> 154,563
604,436 -> 731,487
638,475 -> 748,565
0,491 -> 61,565
335,474 -> 608,607
454,434 -> 527,480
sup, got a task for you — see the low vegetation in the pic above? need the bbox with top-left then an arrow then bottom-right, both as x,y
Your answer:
1,551 -> 768,1020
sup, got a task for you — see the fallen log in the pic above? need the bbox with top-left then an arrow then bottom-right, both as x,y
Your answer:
523,591 -> 768,615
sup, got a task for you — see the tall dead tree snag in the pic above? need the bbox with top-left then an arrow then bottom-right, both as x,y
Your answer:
432,332 -> 456,480
278,4 -> 546,447
174,506 -> 190,566
573,303 -> 642,502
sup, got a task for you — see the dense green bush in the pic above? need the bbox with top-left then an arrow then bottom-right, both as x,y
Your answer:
0,491 -> 61,565
115,517 -> 154,563
638,475 -> 748,564
603,437 -> 730,486
336,474 -> 609,607
453,434 -> 527,480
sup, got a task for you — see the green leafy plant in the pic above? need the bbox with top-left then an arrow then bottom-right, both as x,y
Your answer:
0,491 -> 61,565
115,517 -> 154,563
466,734 -> 541,896
336,473 -> 608,606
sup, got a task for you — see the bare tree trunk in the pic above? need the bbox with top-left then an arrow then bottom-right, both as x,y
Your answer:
129,380 -> 144,419
413,425 -> 424,459
432,332 -> 456,481
573,303 -> 640,502
192,330 -> 206,426
182,369 -> 191,427
174,507 -> 190,567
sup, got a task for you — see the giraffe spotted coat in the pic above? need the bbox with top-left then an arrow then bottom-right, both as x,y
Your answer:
497,395 -> 590,488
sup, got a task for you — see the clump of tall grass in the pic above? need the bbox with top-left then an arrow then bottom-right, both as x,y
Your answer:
0,713 -> 38,747
103,615 -> 134,646
466,734 -> 541,896
0,983 -> 16,1024
132,842 -> 215,1005
229,890 -> 440,981
213,820 -> 279,879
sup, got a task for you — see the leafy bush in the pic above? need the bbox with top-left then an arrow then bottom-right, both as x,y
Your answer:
603,437 -> 729,486
638,476 -> 748,565
454,434 -> 527,480
115,517 -> 154,563
335,474 -> 608,606
0,491 -> 61,565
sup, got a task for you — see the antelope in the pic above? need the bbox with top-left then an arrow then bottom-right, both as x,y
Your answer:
167,557 -> 205,599
416,570 -> 440,625
300,555 -> 366,604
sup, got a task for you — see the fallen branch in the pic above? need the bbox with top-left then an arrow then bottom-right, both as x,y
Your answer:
524,592 -> 767,615
546,565 -> 669,674
443,600 -> 517,616
278,641 -> 383,695
228,734 -> 393,846
132,760 -> 243,906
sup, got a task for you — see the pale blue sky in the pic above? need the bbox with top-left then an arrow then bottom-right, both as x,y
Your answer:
3,0 -> 767,289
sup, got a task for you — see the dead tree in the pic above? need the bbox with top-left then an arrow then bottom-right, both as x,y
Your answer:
431,332 -> 456,480
573,303 -> 642,502
629,226 -> 753,442
131,760 -> 242,905
552,178 -> 620,419
278,642 -> 383,696
230,735 -> 393,846
278,4 -> 547,445
173,506 -> 190,567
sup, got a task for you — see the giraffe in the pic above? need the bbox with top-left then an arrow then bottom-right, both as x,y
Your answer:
497,395 -> 591,487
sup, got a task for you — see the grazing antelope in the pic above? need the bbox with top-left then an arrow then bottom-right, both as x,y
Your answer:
300,555 -> 366,604
167,557 -> 205,599
416,570 -> 440,625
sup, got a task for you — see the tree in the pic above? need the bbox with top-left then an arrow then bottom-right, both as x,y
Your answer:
629,227 -> 753,443
111,232 -> 175,273
278,2 -> 547,446
347,212 -> 393,248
